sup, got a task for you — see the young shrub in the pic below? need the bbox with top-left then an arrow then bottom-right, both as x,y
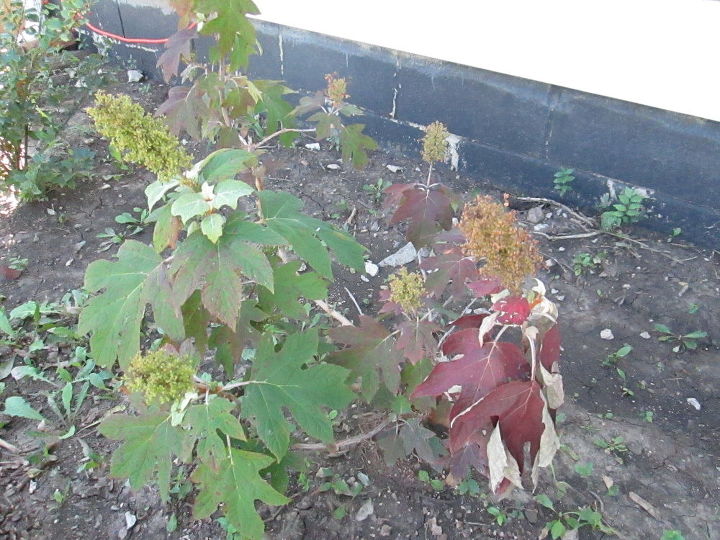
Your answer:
0,0 -> 104,198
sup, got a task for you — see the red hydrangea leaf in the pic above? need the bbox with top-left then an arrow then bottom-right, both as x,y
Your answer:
467,277 -> 503,298
385,183 -> 454,246
447,431 -> 488,481
448,314 -> 487,330
440,327 -> 494,358
449,380 -> 545,476
415,340 -> 529,416
377,288 -> 403,316
395,319 -> 441,364
422,246 -> 479,298
156,27 -> 197,83
329,315 -> 403,400
539,325 -> 561,371
492,296 -> 530,325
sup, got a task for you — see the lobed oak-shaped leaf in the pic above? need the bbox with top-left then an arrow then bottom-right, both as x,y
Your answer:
195,0 -> 260,70
181,396 -> 245,465
99,410 -> 184,502
329,315 -> 404,401
449,380 -> 551,487
258,261 -> 328,319
395,319 -> 441,364
241,330 -> 354,459
156,27 -> 197,83
79,240 -> 183,369
376,418 -> 446,467
413,340 -> 529,418
192,448 -> 288,540
422,245 -> 479,298
339,124 -> 377,169
169,229 -> 273,327
492,296 -> 530,325
385,183 -> 454,247
259,190 -> 365,278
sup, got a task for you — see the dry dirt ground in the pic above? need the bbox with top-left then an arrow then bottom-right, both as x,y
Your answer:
1,77 -> 718,540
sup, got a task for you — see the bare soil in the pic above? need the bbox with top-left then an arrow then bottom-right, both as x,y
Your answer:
1,76 -> 719,540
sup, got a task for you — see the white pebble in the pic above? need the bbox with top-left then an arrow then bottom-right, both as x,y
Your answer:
640,331 -> 651,339
686,398 -> 701,411
600,329 -> 614,340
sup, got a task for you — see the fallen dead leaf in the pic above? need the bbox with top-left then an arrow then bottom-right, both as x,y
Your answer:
628,491 -> 661,520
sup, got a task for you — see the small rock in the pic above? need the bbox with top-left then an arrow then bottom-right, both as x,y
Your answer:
533,223 -> 550,232
544,259 -> 555,268
640,331 -> 651,339
326,163 -> 341,170
386,164 -> 402,173
379,524 -> 392,536
527,206 -> 545,224
355,499 -> 374,521
378,242 -> 417,267
124,512 -> 136,530
558,246 -> 565,252
556,295 -> 565,301
126,70 -> 143,83
65,259 -> 73,267
364,261 -> 379,277
304,142 -> 320,151
357,472 -> 370,486
74,241 -> 86,253
524,508 -> 538,524
687,397 -> 701,410
360,275 -> 369,283
600,329 -> 614,340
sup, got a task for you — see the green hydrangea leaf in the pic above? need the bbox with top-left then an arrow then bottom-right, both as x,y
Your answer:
197,148 -> 257,183
259,190 -> 366,277
212,180 -> 254,210
170,231 -> 273,327
99,410 -> 185,502
241,330 -> 354,459
191,448 -> 288,540
78,241 -> 183,369
181,396 -> 245,464
339,124 -> 377,169
171,191 -> 211,224
258,261 -> 328,319
200,213 -> 226,243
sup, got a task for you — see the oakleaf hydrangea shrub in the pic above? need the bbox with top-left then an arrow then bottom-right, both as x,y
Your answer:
78,2 -> 564,537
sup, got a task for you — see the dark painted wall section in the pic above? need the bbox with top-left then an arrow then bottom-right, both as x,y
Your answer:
91,1 -> 720,248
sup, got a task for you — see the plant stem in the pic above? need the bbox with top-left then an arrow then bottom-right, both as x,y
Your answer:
292,418 -> 393,452
255,128 -> 315,150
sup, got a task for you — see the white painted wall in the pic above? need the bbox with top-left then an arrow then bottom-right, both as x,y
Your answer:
253,0 -> 720,123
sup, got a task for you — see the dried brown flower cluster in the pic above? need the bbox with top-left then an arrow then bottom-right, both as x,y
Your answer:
422,121 -> 449,164
459,196 -> 541,292
325,73 -> 349,105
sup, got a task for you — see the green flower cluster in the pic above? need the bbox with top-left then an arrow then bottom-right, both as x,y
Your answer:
421,121 -> 449,164
324,73 -> 348,105
124,350 -> 195,404
87,91 -> 192,181
388,267 -> 425,313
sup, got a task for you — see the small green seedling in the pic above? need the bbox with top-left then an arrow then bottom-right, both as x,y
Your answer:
455,475 -> 481,496
661,531 -> 685,540
600,187 -> 648,230
418,469 -> 445,491
574,462 -> 593,477
544,506 -> 616,539
594,436 -> 628,455
654,323 -> 707,352
487,505 -> 509,526
362,177 -> 391,204
572,251 -> 606,276
641,410 -> 653,423
553,168 -> 575,196
603,344 -> 632,366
